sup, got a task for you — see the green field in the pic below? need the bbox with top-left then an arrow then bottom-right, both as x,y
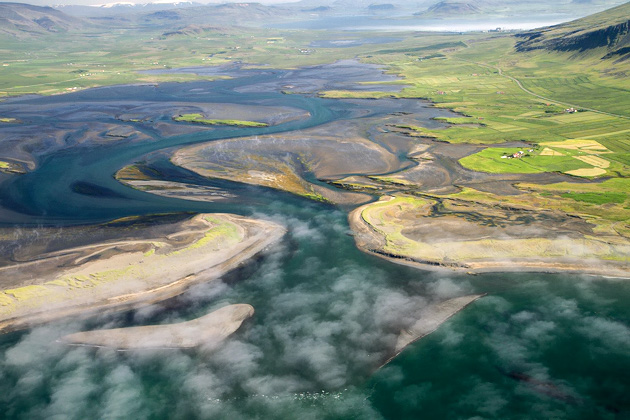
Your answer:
459,147 -> 590,174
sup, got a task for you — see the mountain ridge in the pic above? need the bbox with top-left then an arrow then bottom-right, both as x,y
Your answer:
0,2 -> 86,37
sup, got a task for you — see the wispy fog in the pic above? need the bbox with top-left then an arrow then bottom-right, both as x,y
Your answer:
1,205 -> 630,419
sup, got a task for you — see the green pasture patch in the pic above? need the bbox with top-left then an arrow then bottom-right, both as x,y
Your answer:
432,117 -> 481,125
520,177 -> 630,194
459,147 -> 590,174
560,192 -> 626,204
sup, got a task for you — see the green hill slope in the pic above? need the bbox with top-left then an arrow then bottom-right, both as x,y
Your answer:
516,1 -> 630,60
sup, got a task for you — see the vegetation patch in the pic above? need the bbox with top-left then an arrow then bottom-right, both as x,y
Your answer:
459,147 -> 589,174
173,113 -> 268,127
560,192 -> 626,204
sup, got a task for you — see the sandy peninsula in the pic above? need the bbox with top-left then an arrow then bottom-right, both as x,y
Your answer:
350,194 -> 630,277
0,213 -> 284,333
60,304 -> 254,351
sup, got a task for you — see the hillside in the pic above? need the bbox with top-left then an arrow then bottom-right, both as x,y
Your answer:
0,2 -> 86,37
415,1 -> 482,17
368,3 -> 396,10
515,1 -> 630,60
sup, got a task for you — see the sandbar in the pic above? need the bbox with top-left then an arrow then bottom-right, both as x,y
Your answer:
0,213 -> 284,333
60,304 -> 254,350
382,294 -> 484,366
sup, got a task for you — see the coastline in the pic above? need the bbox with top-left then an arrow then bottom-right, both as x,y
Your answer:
348,200 -> 630,279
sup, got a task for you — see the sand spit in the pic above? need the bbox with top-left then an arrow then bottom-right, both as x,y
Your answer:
118,180 -> 237,202
59,304 -> 254,350
382,294 -> 484,366
350,194 -> 630,277
0,214 -> 285,333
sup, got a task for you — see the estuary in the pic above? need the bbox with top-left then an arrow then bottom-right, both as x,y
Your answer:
1,63 -> 629,419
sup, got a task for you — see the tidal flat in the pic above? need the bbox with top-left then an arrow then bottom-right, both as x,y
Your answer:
0,59 -> 629,419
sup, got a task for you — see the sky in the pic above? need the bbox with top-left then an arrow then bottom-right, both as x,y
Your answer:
26,0 -> 296,6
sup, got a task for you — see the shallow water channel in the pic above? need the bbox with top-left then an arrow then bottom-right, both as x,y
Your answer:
0,67 -> 629,419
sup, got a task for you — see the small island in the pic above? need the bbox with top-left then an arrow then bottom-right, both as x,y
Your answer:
173,113 -> 269,127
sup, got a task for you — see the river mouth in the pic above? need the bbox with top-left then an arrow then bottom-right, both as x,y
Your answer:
1,63 -> 630,419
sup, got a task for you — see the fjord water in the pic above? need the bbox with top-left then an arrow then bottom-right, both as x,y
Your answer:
0,75 -> 629,419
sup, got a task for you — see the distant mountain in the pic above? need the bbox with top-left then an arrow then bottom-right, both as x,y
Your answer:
368,3 -> 396,10
55,2 -> 202,17
135,2 -> 294,27
515,1 -> 630,60
415,1 -> 482,17
161,23 -> 223,37
302,6 -> 332,12
0,2 -> 86,37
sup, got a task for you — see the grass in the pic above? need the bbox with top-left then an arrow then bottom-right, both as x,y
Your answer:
517,177 -> 630,209
318,31 -> 630,178
361,195 -> 433,255
459,138 -> 622,177
173,113 -> 268,127
561,192 -> 626,204
0,26 -> 454,97
459,147 -> 590,174
4,285 -> 51,301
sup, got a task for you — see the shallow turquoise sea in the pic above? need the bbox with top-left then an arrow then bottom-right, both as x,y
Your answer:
0,74 -> 629,419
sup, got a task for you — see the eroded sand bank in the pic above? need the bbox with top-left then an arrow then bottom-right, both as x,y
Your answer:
60,304 -> 254,350
0,214 -> 284,333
